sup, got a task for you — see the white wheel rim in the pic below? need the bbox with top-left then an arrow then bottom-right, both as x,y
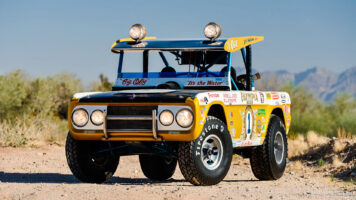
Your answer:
274,131 -> 284,165
200,134 -> 223,170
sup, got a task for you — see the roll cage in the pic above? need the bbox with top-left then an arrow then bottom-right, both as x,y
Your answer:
111,37 -> 263,91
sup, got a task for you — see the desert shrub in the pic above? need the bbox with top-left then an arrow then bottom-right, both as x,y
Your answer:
0,70 -> 29,120
279,83 -> 355,137
0,70 -> 82,146
90,73 -> 113,91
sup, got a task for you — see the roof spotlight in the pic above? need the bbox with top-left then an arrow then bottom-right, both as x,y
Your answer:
129,24 -> 147,41
204,22 -> 221,40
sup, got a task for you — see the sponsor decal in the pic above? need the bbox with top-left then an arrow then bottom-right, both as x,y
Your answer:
204,97 -> 209,104
230,128 -> 236,137
187,81 -> 223,86
256,120 -> 262,136
230,121 -> 233,126
283,105 -> 288,117
240,105 -> 257,141
281,93 -> 286,99
207,93 -> 220,99
232,139 -> 241,147
286,122 -> 290,127
203,107 -> 207,111
200,109 -> 204,117
200,120 -> 204,125
200,97 -> 209,104
241,92 -> 258,105
230,112 -> 233,118
266,92 -> 272,100
271,92 -> 279,100
121,78 -> 147,86
257,109 -> 265,115
261,116 -> 266,123
259,92 -> 265,103
223,93 -> 237,104
241,140 -> 253,146
225,39 -> 238,52
261,124 -> 266,133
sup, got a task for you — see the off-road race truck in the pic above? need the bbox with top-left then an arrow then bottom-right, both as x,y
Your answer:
65,23 -> 291,186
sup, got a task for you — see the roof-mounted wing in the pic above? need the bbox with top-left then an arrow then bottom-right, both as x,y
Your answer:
110,36 -> 263,53
224,36 -> 264,52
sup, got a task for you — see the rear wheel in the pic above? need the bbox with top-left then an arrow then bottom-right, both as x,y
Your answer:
65,133 -> 120,183
178,116 -> 233,186
250,115 -> 288,180
139,155 -> 177,180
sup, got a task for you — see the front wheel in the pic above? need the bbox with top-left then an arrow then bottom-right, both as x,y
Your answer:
65,133 -> 120,183
178,116 -> 233,186
250,115 -> 288,180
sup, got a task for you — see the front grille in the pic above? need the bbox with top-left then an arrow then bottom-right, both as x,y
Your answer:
107,106 -> 157,116
107,120 -> 152,130
106,106 -> 157,132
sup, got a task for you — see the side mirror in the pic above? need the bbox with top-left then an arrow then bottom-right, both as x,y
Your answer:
253,72 -> 261,80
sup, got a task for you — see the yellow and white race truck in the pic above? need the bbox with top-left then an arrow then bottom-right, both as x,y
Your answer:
66,23 -> 291,186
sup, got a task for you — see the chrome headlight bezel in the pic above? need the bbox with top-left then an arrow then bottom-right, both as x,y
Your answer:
175,108 -> 194,128
90,109 -> 105,126
159,110 -> 174,126
71,108 -> 89,127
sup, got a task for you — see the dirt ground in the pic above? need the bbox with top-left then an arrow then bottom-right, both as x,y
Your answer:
0,145 -> 355,200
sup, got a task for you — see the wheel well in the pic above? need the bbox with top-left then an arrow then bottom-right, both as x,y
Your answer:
207,104 -> 227,125
271,108 -> 285,125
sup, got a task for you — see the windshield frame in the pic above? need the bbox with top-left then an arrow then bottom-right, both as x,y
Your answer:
114,50 -> 237,91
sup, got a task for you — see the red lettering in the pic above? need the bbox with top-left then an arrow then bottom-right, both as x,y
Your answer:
133,78 -> 147,85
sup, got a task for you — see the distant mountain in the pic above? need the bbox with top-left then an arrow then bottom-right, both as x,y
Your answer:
258,66 -> 356,102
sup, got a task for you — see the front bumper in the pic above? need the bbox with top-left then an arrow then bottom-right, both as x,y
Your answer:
68,100 -> 202,142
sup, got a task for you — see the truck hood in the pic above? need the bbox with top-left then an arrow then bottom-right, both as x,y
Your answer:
74,89 -> 201,103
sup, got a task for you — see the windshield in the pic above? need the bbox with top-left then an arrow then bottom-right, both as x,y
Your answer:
113,50 -> 232,90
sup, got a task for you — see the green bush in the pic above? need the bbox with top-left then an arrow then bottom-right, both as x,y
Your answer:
280,83 -> 355,137
0,70 -> 83,146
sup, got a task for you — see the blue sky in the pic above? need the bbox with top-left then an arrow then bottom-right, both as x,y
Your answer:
0,0 -> 355,83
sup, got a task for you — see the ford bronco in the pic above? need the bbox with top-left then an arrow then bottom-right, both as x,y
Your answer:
65,23 -> 291,186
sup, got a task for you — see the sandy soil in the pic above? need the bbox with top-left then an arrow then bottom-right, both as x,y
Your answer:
0,146 -> 354,200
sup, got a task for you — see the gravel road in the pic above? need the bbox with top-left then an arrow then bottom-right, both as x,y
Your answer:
0,146 -> 354,200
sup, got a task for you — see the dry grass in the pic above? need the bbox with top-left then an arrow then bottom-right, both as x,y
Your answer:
306,131 -> 329,146
332,156 -> 345,168
333,139 -> 347,153
0,117 -> 67,147
289,132 -> 356,183
337,128 -> 352,139
288,131 -> 330,158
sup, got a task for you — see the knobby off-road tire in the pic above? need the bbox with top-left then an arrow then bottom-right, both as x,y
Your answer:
139,155 -> 177,180
178,116 -> 233,186
250,114 -> 288,180
65,133 -> 120,183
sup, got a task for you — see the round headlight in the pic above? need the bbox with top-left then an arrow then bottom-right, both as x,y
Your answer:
176,109 -> 193,128
91,110 -> 105,126
72,109 -> 89,127
159,110 -> 174,126
204,22 -> 221,40
129,24 -> 146,41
